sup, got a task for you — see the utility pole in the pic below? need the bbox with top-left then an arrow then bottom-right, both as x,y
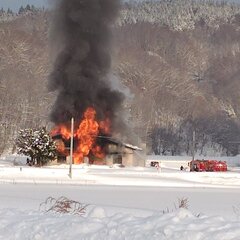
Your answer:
69,117 -> 74,178
192,130 -> 196,161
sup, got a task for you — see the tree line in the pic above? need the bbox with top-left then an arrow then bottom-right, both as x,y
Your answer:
0,0 -> 240,156
0,4 -> 44,14
0,4 -> 45,22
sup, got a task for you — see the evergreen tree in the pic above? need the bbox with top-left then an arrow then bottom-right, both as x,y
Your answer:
25,4 -> 31,12
0,8 -> 5,15
31,5 -> 37,12
16,127 -> 57,166
7,8 -> 13,14
18,6 -> 25,14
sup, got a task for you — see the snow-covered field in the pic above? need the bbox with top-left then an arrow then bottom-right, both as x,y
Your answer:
0,155 -> 240,240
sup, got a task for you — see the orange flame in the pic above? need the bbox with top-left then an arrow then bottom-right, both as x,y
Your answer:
51,107 -> 111,164
51,124 -> 71,140
99,118 -> 111,135
54,139 -> 67,155
92,145 -> 105,159
74,107 -> 99,164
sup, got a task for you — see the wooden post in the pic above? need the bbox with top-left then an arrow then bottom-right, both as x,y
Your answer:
69,117 -> 74,178
192,130 -> 195,161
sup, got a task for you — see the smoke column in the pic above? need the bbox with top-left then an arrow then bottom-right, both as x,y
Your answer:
49,0 -> 125,134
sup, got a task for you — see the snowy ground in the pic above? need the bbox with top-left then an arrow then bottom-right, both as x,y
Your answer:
0,155 -> 240,240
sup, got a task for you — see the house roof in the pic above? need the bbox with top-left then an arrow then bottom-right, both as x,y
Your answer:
96,136 -> 142,151
52,133 -> 143,151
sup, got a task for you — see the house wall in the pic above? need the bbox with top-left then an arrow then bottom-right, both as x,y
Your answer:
105,143 -> 145,166
122,148 -> 134,167
133,151 -> 146,167
105,155 -> 114,165
122,149 -> 145,167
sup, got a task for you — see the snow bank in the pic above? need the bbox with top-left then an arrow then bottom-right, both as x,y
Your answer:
0,154 -> 239,239
1,207 -> 240,240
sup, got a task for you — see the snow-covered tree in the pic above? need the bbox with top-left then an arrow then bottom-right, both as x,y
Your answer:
118,0 -> 240,31
16,127 -> 57,166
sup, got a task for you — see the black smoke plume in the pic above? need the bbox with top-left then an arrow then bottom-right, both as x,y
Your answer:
49,0 -> 125,135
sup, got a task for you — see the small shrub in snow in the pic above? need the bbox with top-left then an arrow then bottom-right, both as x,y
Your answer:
178,197 -> 189,209
162,197 -> 189,214
233,205 -> 240,217
16,127 -> 57,166
39,196 -> 88,216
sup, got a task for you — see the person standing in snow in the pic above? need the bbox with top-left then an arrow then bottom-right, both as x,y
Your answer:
155,162 -> 161,172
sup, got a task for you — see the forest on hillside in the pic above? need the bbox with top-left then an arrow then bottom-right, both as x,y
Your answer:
0,0 -> 240,156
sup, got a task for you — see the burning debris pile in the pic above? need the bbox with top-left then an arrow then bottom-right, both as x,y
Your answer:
49,0 -> 126,164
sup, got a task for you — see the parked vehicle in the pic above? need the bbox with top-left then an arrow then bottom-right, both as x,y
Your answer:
150,161 -> 160,167
189,159 -> 227,172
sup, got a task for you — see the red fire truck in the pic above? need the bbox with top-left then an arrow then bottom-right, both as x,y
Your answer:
190,159 -> 227,172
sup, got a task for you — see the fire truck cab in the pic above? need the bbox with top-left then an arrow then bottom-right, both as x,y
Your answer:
190,159 -> 227,172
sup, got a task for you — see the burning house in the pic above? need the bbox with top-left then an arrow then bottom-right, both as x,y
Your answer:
48,0 -> 144,167
51,107 -> 144,167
